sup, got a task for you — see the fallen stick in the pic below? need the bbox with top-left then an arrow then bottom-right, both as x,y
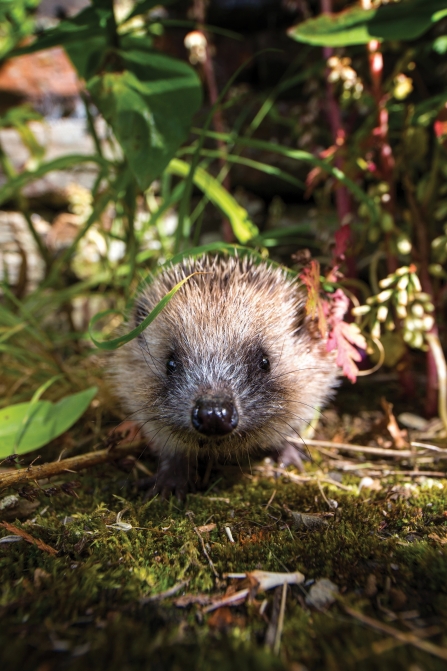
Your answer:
289,437 -> 447,459
140,579 -> 190,604
0,521 -> 57,556
0,442 -> 146,492
345,606 -> 447,661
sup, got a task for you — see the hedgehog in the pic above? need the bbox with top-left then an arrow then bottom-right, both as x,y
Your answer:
110,254 -> 339,498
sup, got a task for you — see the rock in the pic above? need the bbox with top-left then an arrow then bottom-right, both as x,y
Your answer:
305,578 -> 339,609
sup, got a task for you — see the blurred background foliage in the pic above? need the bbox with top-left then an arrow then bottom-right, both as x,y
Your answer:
1,0 -> 447,450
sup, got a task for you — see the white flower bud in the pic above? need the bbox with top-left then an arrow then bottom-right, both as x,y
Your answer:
397,290 -> 408,306
351,305 -> 371,316
371,321 -> 381,339
379,276 -> 395,289
397,275 -> 409,290
377,289 -> 393,303
409,332 -> 424,349
414,292 -> 432,303
411,318 -> 424,331
411,303 -> 424,318
404,317 -> 415,332
377,305 -> 388,322
410,274 -> 422,292
396,304 -> 407,319
422,315 -> 435,331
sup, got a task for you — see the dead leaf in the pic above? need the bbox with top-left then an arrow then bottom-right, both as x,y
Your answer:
248,569 -> 305,591
34,568 -> 51,588
381,398 -> 408,449
208,606 -> 245,630
196,523 -> 216,533
203,589 -> 250,613
428,533 -> 447,545
174,593 -> 213,608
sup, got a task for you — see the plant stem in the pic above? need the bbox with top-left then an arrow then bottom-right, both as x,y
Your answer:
425,335 -> 446,429
320,0 -> 352,233
193,0 -> 234,243
403,173 -> 439,415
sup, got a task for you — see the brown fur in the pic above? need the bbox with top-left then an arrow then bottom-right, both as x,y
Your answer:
109,255 -> 339,495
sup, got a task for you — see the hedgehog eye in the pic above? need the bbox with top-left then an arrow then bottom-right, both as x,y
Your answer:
260,356 -> 270,372
166,358 -> 177,375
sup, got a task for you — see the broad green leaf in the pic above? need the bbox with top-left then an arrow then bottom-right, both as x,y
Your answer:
0,0 -> 39,60
7,2 -> 152,80
288,0 -> 447,47
87,50 -> 202,190
167,158 -> 259,243
0,387 -> 97,456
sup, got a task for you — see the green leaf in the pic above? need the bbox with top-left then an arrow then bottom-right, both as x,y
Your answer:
90,273 -> 203,350
0,0 -> 39,60
0,154 -> 107,207
90,244 -> 296,351
9,3 -> 116,77
411,93 -> 447,126
87,49 -> 202,190
288,0 -> 447,47
126,0 -> 176,21
0,387 -> 98,456
192,128 -> 379,224
167,159 -> 259,243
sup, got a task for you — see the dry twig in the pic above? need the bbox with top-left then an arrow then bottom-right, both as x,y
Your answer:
0,521 -> 57,556
345,606 -> 447,661
140,579 -> 190,604
289,437 -> 447,459
194,526 -> 219,579
0,442 -> 145,492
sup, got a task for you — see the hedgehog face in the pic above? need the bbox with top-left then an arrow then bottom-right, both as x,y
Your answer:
156,332 -> 280,446
139,324 -> 289,456
110,255 -> 339,461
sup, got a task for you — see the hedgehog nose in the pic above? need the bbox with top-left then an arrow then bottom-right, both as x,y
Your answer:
192,397 -> 238,436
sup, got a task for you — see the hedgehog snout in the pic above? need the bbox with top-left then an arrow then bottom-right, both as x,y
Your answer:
191,395 -> 239,437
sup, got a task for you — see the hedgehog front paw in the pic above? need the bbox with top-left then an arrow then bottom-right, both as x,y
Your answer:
141,453 -> 195,501
270,442 -> 307,471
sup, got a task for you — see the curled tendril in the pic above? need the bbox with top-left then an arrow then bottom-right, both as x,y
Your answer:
356,335 -> 385,377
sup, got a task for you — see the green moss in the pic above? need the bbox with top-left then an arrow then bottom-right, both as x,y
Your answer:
1,461 -> 447,670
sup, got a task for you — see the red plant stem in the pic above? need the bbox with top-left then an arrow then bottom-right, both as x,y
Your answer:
320,0 -> 352,233
365,28 -> 397,275
404,176 -> 439,415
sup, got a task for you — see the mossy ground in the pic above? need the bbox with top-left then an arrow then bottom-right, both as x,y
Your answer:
1,431 -> 447,671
